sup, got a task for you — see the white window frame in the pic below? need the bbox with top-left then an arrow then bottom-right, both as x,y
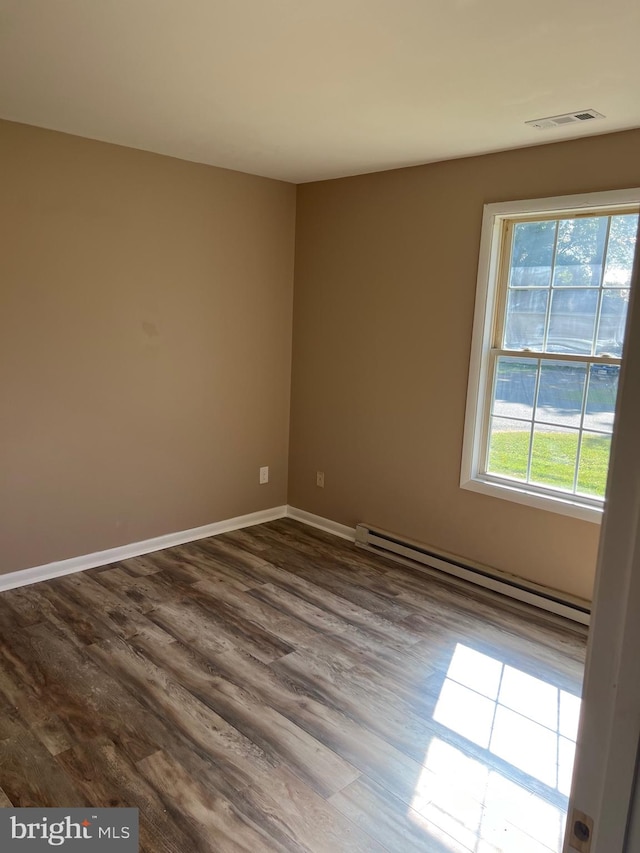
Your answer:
461,187 -> 640,523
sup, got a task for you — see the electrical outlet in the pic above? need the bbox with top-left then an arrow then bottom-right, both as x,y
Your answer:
259,466 -> 269,484
316,471 -> 325,488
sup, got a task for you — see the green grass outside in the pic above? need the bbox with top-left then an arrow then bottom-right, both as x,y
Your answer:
488,430 -> 611,497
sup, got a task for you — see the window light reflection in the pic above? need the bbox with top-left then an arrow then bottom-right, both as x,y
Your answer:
410,643 -> 581,852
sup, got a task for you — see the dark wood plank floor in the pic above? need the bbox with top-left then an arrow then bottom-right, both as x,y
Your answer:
0,519 -> 587,853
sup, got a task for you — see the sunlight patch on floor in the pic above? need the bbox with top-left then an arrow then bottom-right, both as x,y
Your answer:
409,643 -> 581,852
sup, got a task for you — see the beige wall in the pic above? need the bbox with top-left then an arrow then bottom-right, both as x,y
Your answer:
289,129 -> 640,601
3,118 -> 638,598
0,119 -> 295,574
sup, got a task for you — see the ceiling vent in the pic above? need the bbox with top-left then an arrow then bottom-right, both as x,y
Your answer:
525,109 -> 605,130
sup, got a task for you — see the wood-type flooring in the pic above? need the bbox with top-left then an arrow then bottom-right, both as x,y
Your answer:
0,519 -> 587,852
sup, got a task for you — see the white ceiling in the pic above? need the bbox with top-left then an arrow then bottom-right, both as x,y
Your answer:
0,0 -> 638,183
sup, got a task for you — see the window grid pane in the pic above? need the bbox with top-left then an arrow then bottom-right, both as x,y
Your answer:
502,213 -> 638,358
530,426 -> 579,493
604,214 -> 640,287
553,216 -> 608,288
486,355 -> 617,499
595,289 -> 630,357
577,433 -> 612,497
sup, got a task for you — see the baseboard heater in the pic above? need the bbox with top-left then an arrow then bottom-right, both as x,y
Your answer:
354,523 -> 591,626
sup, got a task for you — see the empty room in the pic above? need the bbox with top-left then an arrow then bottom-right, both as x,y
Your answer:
1,2 -> 640,852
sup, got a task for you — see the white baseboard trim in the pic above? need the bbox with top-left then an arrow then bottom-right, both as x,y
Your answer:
0,506 -> 288,593
285,506 -> 356,541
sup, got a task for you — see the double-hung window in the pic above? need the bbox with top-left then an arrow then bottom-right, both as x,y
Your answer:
461,189 -> 640,522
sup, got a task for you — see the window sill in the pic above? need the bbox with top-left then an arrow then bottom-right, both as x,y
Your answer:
461,476 -> 604,523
